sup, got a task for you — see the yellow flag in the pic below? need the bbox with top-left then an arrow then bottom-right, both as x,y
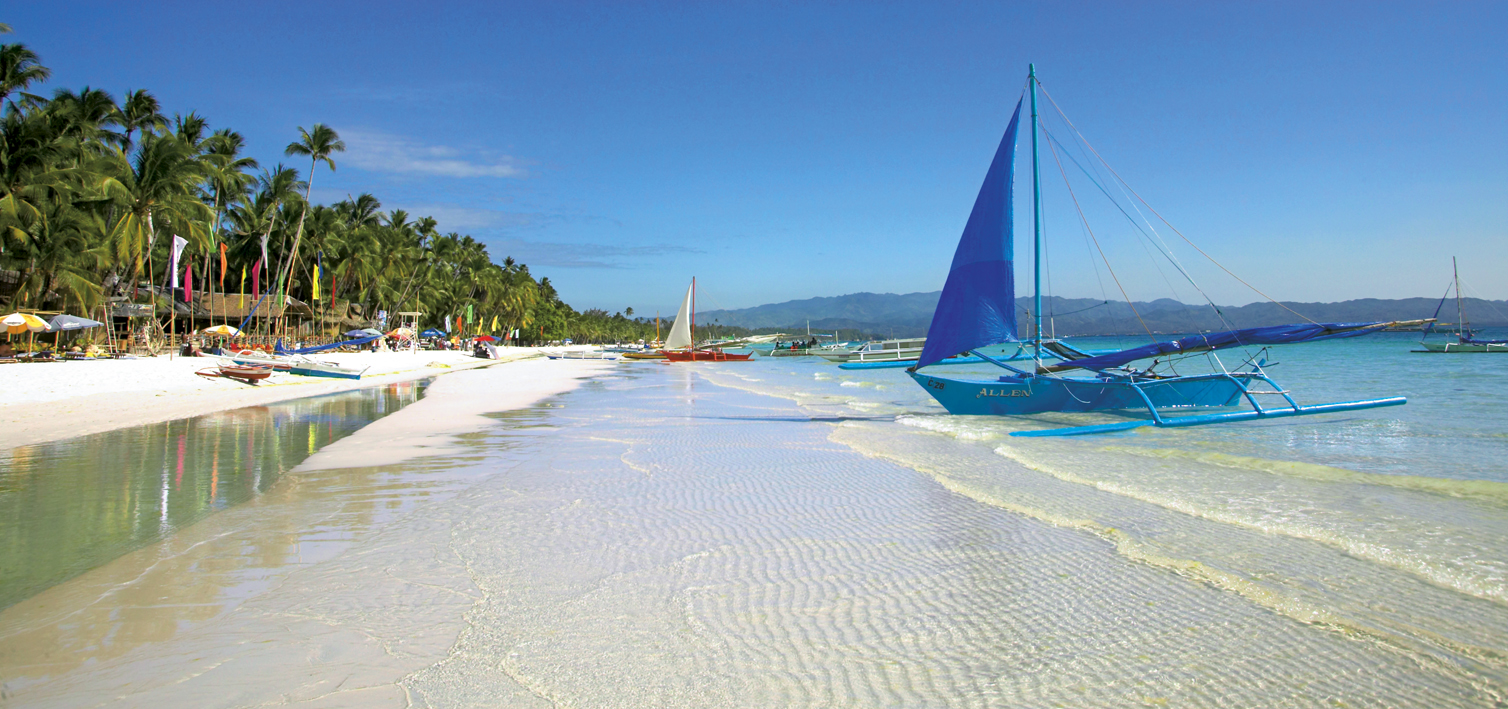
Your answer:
490,315 -> 498,333
312,263 -> 321,301
239,265 -> 246,309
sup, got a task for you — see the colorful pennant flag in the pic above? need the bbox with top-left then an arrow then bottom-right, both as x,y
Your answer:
169,236 -> 188,289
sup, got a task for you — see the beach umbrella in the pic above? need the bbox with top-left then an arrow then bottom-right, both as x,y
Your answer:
474,335 -> 497,342
420,328 -> 447,338
387,327 -> 415,337
3,312 -> 50,353
344,328 -> 371,337
200,324 -> 241,336
47,314 -> 103,331
359,328 -> 384,336
3,312 -> 49,334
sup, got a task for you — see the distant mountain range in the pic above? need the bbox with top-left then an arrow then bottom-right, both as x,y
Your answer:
697,292 -> 1508,338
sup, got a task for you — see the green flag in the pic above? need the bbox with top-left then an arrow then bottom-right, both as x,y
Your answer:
465,304 -> 474,324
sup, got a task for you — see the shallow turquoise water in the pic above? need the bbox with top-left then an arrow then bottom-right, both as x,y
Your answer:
3,341 -> 1506,706
0,381 -> 427,610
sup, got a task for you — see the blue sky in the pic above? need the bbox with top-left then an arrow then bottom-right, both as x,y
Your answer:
15,1 -> 1506,314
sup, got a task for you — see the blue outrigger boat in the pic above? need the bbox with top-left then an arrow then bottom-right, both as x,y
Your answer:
907,66 -> 1406,437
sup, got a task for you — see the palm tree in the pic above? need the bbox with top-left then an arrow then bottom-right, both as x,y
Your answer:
279,124 -> 344,295
106,133 -> 212,307
0,43 -> 49,106
49,87 -> 125,153
117,89 -> 166,152
201,129 -> 258,319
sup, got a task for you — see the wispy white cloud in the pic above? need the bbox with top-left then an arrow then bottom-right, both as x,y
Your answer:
340,129 -> 529,179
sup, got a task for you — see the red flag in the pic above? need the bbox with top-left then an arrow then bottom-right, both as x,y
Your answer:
219,243 -> 229,287
184,264 -> 193,302
252,258 -> 262,297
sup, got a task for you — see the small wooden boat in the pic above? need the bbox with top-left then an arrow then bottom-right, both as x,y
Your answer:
286,356 -> 369,380
661,349 -> 752,362
815,338 -> 927,363
622,351 -> 667,360
222,349 -> 293,370
546,350 -> 621,360
197,364 -> 273,384
659,278 -> 753,363
221,349 -> 367,379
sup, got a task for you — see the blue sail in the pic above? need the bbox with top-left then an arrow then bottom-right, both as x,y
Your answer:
916,98 -> 1023,369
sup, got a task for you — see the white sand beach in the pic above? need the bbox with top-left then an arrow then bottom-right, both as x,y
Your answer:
0,348 -> 556,449
5,357 -> 1503,707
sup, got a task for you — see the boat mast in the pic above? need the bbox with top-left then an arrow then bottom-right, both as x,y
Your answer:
1453,256 -> 1467,336
691,277 -> 696,346
1029,64 -> 1044,369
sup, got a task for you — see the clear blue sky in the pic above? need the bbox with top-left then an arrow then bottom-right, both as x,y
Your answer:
14,2 -> 1506,315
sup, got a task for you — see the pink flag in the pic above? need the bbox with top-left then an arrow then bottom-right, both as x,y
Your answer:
184,265 -> 193,302
252,258 -> 262,298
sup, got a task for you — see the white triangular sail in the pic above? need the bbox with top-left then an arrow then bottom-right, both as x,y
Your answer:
664,281 -> 694,349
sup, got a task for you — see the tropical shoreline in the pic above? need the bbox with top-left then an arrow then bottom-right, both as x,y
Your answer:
0,347 -> 560,450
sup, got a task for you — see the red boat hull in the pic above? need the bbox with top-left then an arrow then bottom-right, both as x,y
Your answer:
197,365 -> 274,384
660,349 -> 753,362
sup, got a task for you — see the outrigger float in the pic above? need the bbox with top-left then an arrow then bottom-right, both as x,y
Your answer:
908,66 -> 1407,438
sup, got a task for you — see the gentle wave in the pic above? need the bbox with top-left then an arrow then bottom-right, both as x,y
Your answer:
828,423 -> 1508,695
1102,445 -> 1508,506
990,443 -> 1508,606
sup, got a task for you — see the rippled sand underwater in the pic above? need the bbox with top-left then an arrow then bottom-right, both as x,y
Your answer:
4,352 -> 1507,707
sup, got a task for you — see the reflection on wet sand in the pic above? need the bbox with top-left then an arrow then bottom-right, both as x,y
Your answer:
0,381 -> 425,612
0,410 -> 549,700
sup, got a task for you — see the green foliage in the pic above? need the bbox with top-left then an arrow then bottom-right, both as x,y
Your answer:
0,37 -> 632,344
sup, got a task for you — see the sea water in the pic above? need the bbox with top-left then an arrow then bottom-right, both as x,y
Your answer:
0,381 -> 427,611
689,330 -> 1508,703
3,338 -> 1506,706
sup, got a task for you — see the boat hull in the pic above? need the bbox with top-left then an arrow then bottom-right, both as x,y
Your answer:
223,351 -> 292,370
287,364 -> 364,380
197,365 -> 273,384
907,371 -> 1244,416
662,350 -> 753,362
1417,341 -> 1508,353
622,351 -> 667,360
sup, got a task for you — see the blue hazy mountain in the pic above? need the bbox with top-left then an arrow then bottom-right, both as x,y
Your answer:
696,292 -> 1507,337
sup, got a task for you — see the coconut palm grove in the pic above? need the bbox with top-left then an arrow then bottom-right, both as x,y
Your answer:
0,27 -> 690,348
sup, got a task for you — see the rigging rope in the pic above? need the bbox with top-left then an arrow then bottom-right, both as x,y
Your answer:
1044,129 -> 1156,342
1037,84 -> 1316,325
1043,129 -> 1197,304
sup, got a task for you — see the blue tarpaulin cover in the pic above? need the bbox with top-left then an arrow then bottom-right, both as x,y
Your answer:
917,98 -> 1023,369
1049,322 -> 1390,372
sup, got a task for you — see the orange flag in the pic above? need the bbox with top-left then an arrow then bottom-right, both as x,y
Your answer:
219,243 -> 229,287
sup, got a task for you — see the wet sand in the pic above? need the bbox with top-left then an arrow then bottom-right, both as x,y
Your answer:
2,362 -> 1498,707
